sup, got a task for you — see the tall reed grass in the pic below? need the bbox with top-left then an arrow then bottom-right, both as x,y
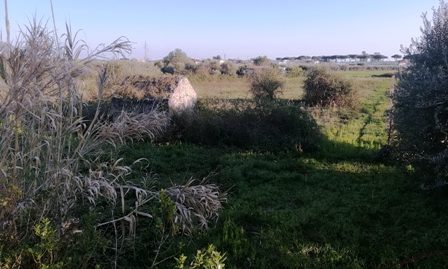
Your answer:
0,21 -> 225,268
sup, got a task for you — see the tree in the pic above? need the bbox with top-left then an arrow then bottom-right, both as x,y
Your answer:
392,1 -> 448,183
162,49 -> 192,73
391,54 -> 402,61
372,53 -> 388,61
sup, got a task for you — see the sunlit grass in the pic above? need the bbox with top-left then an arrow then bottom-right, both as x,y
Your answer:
116,70 -> 448,268
190,76 -> 304,100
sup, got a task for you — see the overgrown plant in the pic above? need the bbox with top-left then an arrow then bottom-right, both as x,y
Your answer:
0,21 -> 225,268
249,68 -> 284,101
161,48 -> 193,75
304,68 -> 355,108
175,245 -> 226,269
99,109 -> 170,145
392,0 -> 448,186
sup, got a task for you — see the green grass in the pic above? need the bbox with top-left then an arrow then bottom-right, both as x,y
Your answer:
118,70 -> 448,268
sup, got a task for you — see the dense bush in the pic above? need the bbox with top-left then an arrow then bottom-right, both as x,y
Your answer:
162,48 -> 193,74
161,65 -> 176,74
176,100 -> 321,152
186,61 -> 231,79
249,68 -> 285,101
285,66 -> 304,77
304,68 -> 355,108
392,1 -> 448,183
220,62 -> 236,76
236,65 -> 249,77
253,56 -> 271,66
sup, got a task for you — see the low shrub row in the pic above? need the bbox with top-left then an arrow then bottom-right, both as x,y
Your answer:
175,100 -> 321,152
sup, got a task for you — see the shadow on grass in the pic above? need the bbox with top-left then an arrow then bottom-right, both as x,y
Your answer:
310,136 -> 380,164
197,151 -> 448,269
116,138 -> 448,268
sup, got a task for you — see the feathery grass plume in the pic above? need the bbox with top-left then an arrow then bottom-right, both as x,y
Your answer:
166,178 -> 226,234
98,109 -> 170,145
0,18 -> 132,252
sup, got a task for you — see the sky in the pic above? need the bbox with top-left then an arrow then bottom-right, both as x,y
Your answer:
0,0 -> 441,60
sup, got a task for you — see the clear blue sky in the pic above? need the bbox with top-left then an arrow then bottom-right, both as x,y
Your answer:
1,0 -> 440,60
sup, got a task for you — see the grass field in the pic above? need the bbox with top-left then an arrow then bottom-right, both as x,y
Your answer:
116,71 -> 448,268
189,76 -> 304,100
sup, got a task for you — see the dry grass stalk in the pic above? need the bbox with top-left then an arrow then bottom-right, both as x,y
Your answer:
166,178 -> 226,234
98,109 -> 170,145
0,20 -> 132,239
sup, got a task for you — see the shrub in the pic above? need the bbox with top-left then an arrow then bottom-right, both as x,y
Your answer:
188,61 -> 222,78
304,68 -> 355,108
392,1 -> 448,184
220,62 -> 236,76
207,60 -> 221,75
175,244 -> 226,269
185,62 -> 198,74
285,66 -> 304,77
190,63 -> 212,79
176,100 -> 321,152
253,56 -> 270,66
236,65 -> 249,77
249,68 -> 285,101
162,48 -> 193,74
154,60 -> 164,69
162,65 -> 176,74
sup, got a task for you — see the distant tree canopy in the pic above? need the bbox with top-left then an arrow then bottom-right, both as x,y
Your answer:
276,53 -> 392,63
391,54 -> 402,60
162,48 -> 192,74
393,1 -> 448,183
371,53 -> 388,61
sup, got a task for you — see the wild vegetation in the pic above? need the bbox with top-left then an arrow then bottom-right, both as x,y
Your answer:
304,68 -> 355,108
0,23 -> 225,268
392,1 -> 448,188
2,1 -> 448,268
249,68 -> 285,101
116,69 -> 448,268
